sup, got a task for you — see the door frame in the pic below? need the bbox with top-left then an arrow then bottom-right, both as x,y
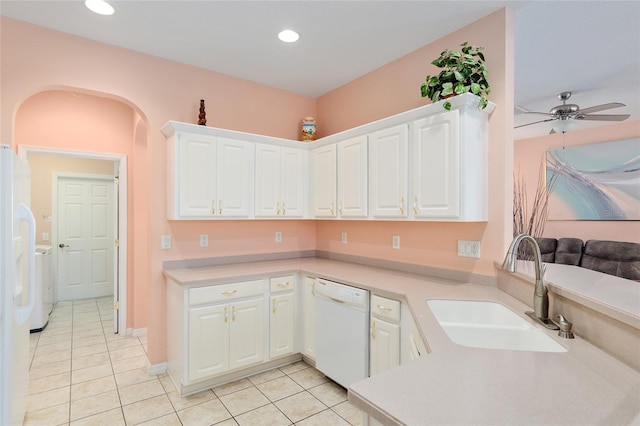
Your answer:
18,146 -> 127,335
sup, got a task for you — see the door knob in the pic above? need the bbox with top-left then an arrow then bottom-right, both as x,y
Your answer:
59,243 -> 69,248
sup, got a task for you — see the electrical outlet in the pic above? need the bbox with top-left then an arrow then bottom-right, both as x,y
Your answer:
392,235 -> 400,249
199,234 -> 208,247
42,232 -> 49,242
275,231 -> 282,243
341,232 -> 347,244
458,240 -> 481,258
161,235 -> 171,250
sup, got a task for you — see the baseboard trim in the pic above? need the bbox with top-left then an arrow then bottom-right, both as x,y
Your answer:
131,327 -> 148,337
148,361 -> 168,376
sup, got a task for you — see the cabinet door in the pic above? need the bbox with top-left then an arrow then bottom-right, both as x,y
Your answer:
338,135 -> 368,218
310,144 -> 337,218
229,298 -> 264,371
178,134 -> 217,218
216,137 -> 255,218
255,144 -> 281,217
369,317 -> 400,376
280,147 -> 305,217
188,305 -> 229,382
302,277 -> 316,360
369,125 -> 408,218
269,293 -> 295,358
411,110 -> 460,218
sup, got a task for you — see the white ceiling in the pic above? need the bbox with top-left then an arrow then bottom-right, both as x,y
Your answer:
1,1 -> 639,140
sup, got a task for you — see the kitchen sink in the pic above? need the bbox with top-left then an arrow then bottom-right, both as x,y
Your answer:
427,299 -> 567,353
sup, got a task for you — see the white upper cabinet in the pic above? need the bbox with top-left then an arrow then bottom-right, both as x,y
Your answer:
337,135 -> 368,218
369,124 -> 409,219
310,136 -> 368,219
216,137 -> 255,218
410,99 -> 489,221
163,94 -> 493,222
410,110 -> 461,219
165,128 -> 254,220
173,133 -> 218,218
310,144 -> 337,218
255,145 -> 306,218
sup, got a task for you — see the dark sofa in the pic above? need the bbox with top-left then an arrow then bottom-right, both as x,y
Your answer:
518,238 -> 640,281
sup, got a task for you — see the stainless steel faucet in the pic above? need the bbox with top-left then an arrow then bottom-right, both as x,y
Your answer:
501,233 -> 559,330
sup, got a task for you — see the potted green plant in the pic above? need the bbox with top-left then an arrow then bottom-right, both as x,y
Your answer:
420,42 -> 490,111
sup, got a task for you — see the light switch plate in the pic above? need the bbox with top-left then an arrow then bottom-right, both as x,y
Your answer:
275,231 -> 282,243
161,235 -> 171,250
392,235 -> 400,249
458,240 -> 480,258
341,232 -> 347,244
42,232 -> 49,242
199,234 -> 208,247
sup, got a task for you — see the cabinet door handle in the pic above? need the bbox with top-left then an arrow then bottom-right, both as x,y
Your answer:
339,201 -> 343,216
277,201 -> 281,216
218,200 -> 223,215
371,320 -> 376,340
224,306 -> 228,323
400,197 -> 405,215
376,304 -> 393,312
221,289 -> 238,296
311,282 -> 316,297
277,282 -> 290,288
330,202 -> 335,217
232,305 -> 236,321
272,300 -> 276,314
211,200 -> 216,215
413,196 -> 418,215
282,202 -> 286,215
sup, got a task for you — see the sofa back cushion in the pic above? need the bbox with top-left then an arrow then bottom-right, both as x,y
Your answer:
580,240 -> 640,281
555,238 -> 584,266
517,237 -> 557,262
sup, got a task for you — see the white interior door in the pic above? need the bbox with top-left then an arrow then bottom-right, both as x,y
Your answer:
57,175 -> 114,301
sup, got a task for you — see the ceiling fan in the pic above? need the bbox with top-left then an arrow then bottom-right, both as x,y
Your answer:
515,91 -> 630,131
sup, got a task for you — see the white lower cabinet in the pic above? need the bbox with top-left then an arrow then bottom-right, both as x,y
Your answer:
301,277 -> 316,360
269,276 -> 296,359
166,278 -> 267,392
400,303 -> 429,364
369,295 -> 401,376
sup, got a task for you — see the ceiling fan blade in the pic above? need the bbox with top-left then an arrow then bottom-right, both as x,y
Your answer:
578,102 -> 625,114
577,113 -> 631,121
524,111 -> 554,116
514,117 -> 557,129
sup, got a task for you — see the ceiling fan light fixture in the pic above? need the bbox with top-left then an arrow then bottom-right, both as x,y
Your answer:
278,29 -> 300,43
552,118 -> 576,134
85,0 -> 114,16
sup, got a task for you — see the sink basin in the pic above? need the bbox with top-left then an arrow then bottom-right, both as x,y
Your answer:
427,299 -> 567,353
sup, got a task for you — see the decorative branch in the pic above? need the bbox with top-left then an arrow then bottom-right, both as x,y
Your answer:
513,158 -> 558,259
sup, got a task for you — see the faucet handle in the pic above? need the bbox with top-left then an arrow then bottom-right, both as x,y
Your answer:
555,314 -> 574,339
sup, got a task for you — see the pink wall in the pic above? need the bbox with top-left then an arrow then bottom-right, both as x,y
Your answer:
316,9 -> 515,277
2,17 -> 317,364
514,120 -> 640,243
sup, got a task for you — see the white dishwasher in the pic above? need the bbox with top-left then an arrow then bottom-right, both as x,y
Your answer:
315,278 -> 369,388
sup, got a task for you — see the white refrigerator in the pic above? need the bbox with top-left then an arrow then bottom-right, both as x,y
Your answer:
0,145 -> 36,426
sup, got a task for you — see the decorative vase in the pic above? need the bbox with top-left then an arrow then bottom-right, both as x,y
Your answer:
198,99 -> 207,126
301,117 -> 316,141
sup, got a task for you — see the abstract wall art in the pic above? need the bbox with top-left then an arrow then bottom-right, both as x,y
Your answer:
546,138 -> 640,220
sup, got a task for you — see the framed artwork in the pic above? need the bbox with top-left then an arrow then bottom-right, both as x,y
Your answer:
546,138 -> 640,220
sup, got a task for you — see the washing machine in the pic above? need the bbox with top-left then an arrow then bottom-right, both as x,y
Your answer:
30,245 -> 53,332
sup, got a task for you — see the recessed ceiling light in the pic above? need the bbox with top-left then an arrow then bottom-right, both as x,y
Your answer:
85,0 -> 114,16
278,29 -> 300,43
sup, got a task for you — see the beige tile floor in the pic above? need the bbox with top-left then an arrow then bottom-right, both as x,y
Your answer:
25,297 -> 367,425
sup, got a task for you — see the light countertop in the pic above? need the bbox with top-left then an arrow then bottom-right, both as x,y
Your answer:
163,257 -> 640,425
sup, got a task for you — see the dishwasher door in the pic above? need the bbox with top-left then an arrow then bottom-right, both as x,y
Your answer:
315,279 -> 369,388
